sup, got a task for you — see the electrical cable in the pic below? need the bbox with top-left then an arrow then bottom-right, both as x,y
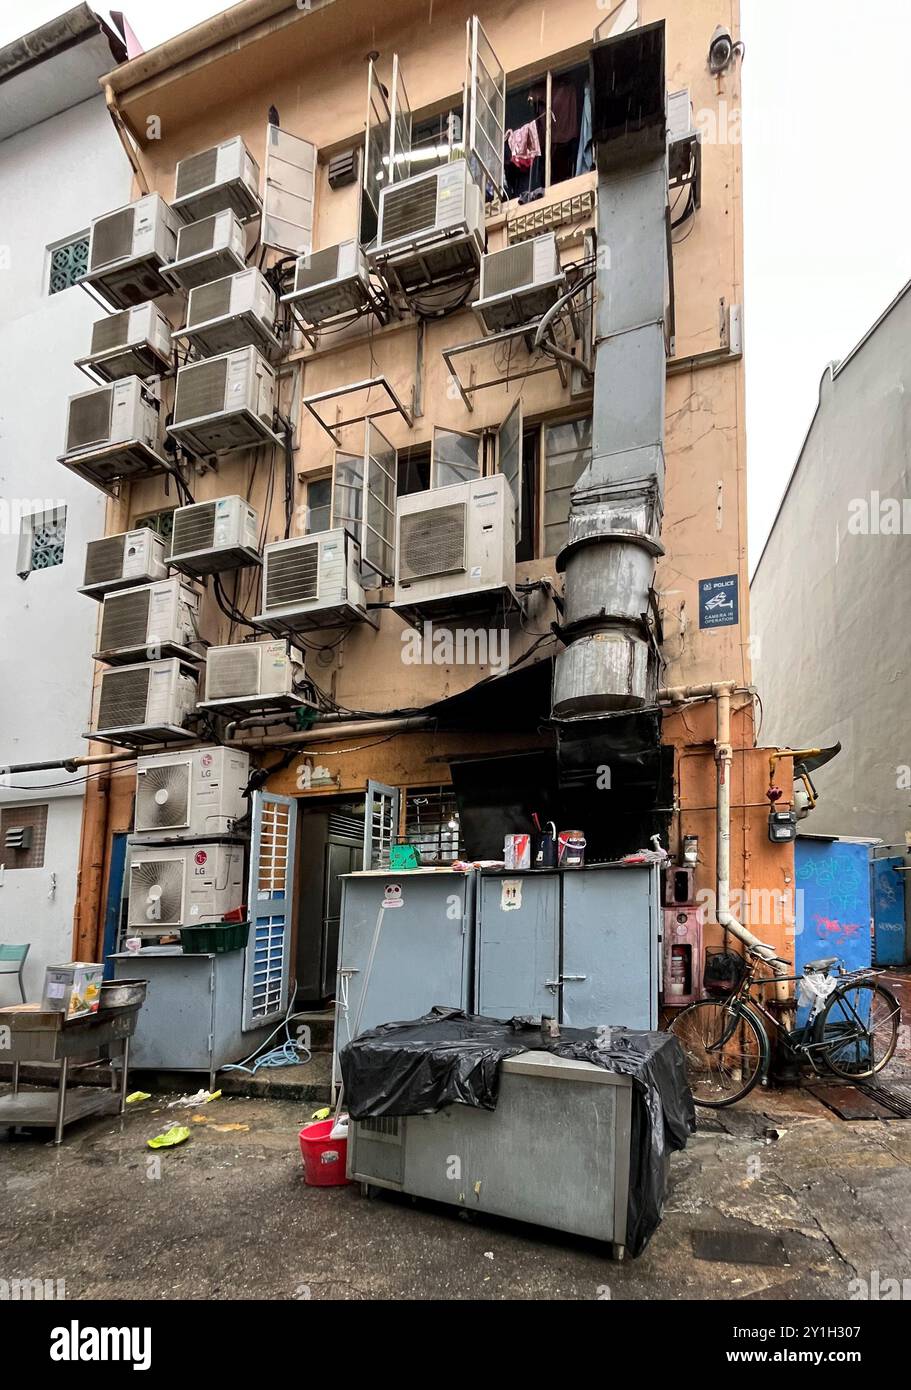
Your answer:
220,996 -> 313,1074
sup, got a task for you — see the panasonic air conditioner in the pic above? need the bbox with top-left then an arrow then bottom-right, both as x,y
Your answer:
94,576 -> 201,666
254,528 -> 368,633
88,658 -> 198,745
80,528 -> 169,600
78,303 -> 173,382
168,346 -> 280,457
371,160 -> 485,294
165,210 -> 248,291
172,136 -> 262,223
127,843 -> 245,934
134,747 -> 251,838
58,377 -> 167,492
85,193 -> 180,309
473,233 -> 567,334
168,496 -> 260,576
175,268 -> 278,357
392,473 -> 516,623
200,638 -> 309,716
281,240 -> 372,326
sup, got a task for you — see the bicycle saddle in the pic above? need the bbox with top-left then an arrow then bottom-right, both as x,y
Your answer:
803,956 -> 837,972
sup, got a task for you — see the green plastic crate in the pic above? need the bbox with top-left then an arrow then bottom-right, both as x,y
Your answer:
180,920 -> 250,955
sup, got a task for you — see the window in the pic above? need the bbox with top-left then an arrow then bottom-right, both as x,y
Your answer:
410,109 -> 463,173
397,445 -> 430,497
17,506 -> 66,578
1,804 -> 48,870
405,787 -> 463,864
542,416 -> 591,557
504,61 -> 592,201
134,509 -> 175,543
304,476 -> 332,534
47,232 -> 89,294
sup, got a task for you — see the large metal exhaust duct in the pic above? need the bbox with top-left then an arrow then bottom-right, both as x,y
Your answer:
553,21 -> 669,720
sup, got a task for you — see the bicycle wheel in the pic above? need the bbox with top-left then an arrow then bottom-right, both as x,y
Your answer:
814,981 -> 900,1080
669,1000 -> 769,1107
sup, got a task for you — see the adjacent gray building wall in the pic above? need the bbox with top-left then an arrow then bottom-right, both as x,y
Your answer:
750,282 -> 911,847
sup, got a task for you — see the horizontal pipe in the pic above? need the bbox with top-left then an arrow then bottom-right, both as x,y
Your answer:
226,715 -> 433,751
3,751 -> 135,775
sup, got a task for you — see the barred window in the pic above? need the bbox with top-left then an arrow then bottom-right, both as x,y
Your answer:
404,787 -> 462,864
48,233 -> 89,294
16,507 -> 66,578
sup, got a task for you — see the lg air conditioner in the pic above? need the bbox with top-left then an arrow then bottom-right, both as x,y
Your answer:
371,160 -> 485,294
168,346 -> 281,457
174,268 -> 278,357
473,233 -> 567,334
168,496 -> 260,576
58,377 -> 167,493
127,843 -> 245,934
392,473 -> 516,624
200,638 -> 310,716
87,658 -> 198,745
134,747 -> 251,838
254,529 -> 368,633
165,210 -> 248,291
78,303 -> 173,382
94,576 -> 201,666
281,241 -> 372,326
80,528 -> 169,600
85,193 -> 179,309
172,136 -> 262,223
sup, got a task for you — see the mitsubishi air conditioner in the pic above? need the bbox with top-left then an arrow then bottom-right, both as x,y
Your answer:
134,747 -> 250,839
80,528 -> 169,600
128,843 -> 245,934
165,210 -> 248,291
473,233 -> 567,334
371,160 -> 485,294
172,136 -> 262,224
88,659 -> 198,745
392,473 -> 516,624
85,193 -> 180,309
168,496 -> 260,576
200,638 -> 309,716
282,241 -> 372,326
94,576 -> 201,666
175,268 -> 278,357
254,528 -> 367,633
79,303 -> 173,382
58,377 -> 167,492
168,346 -> 281,457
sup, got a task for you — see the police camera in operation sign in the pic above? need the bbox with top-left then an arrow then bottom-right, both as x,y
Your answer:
699,574 -> 739,629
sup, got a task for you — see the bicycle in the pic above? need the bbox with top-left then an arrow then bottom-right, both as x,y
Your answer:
668,946 -> 902,1108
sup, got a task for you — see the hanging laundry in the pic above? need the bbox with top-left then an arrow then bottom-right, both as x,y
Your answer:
507,119 -> 542,165
575,83 -> 593,176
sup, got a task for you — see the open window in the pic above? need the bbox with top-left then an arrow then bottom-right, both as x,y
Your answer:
361,54 -> 412,245
331,420 -> 398,585
431,426 -> 482,489
495,398 -> 523,533
465,16 -> 506,197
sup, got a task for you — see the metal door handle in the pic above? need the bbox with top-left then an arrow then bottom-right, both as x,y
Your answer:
561,974 -> 586,982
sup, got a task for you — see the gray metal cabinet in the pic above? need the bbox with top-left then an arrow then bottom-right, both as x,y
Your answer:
475,873 -> 559,1018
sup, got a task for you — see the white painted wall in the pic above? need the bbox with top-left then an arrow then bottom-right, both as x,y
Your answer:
0,93 -> 132,995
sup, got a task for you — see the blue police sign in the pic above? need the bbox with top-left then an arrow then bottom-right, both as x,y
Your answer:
699,574 -> 738,629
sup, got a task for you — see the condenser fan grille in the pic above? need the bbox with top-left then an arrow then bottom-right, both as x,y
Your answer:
174,358 -> 228,423
207,646 -> 262,699
382,175 -> 438,241
177,216 -> 218,259
171,502 -> 216,556
90,206 -> 135,271
136,763 -> 191,830
265,542 -> 319,609
99,588 -> 151,651
97,667 -> 151,729
128,857 -> 184,927
482,242 -> 535,298
90,310 -> 131,355
176,146 -> 219,199
188,277 -> 232,326
399,504 -> 466,580
84,535 -> 126,586
67,389 -> 113,452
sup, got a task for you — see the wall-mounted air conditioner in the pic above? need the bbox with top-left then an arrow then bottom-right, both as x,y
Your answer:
165,210 -> 248,291
134,747 -> 251,839
281,241 -> 372,326
87,659 -> 198,745
79,528 -> 169,600
199,638 -> 310,716
371,160 -> 485,294
168,346 -> 281,457
94,576 -> 201,666
127,843 -> 245,934
392,473 -> 516,623
85,193 -> 180,309
254,528 -> 368,634
172,136 -> 262,224
58,377 -> 167,493
168,496 -> 260,576
78,303 -> 173,382
473,233 -> 567,334
174,268 -> 278,357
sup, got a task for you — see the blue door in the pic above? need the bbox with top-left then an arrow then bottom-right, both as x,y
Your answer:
872,856 -> 907,966
101,833 -> 128,979
794,839 -> 872,975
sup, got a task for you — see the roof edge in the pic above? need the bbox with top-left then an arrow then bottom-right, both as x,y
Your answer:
0,4 -> 127,84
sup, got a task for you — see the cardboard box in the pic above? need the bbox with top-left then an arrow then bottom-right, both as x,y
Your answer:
41,962 -> 104,1019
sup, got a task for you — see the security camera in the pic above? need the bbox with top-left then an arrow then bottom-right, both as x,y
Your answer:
709,24 -> 743,75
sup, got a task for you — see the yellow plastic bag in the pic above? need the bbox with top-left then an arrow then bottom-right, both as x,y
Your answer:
147,1126 -> 191,1149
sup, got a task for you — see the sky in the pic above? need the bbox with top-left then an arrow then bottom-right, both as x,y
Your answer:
3,0 -> 910,571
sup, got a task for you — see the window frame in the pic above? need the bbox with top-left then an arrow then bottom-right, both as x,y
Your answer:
46,229 -> 89,296
502,48 -> 592,199
538,412 -> 593,560
16,505 -> 67,578
303,472 -> 333,535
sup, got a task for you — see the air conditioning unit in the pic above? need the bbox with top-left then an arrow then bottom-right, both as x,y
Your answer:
371,160 -> 485,294
79,527 -> 169,600
168,346 -> 281,457
200,638 -> 310,716
94,576 -> 201,666
165,210 -> 248,291
78,303 -> 173,382
134,747 -> 251,838
58,377 -> 167,493
281,240 -> 372,326
87,659 -> 198,745
473,233 -> 567,334
254,528 -> 368,634
392,473 -> 516,624
127,843 -> 245,934
168,496 -> 260,576
85,193 -> 180,309
172,136 -> 262,224
175,268 -> 278,357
